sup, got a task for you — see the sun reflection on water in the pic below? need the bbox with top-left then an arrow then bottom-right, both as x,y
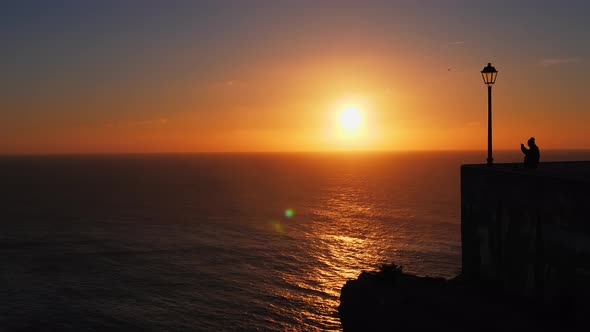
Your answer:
261,157 -> 461,331
270,181 -> 397,330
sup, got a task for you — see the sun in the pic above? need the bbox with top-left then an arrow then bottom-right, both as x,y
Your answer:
339,105 -> 363,131
326,99 -> 372,147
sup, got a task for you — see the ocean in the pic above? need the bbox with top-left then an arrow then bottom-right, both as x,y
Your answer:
2,150 -> 589,331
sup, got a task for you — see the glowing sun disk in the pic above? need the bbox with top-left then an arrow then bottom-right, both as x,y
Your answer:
339,105 -> 363,130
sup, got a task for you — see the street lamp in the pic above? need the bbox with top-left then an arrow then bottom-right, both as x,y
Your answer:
481,63 -> 498,166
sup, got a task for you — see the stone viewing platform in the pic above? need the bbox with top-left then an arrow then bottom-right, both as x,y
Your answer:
461,161 -> 590,297
462,161 -> 590,183
339,161 -> 590,331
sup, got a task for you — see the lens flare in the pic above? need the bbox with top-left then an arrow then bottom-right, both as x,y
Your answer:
284,208 -> 295,218
271,220 -> 285,233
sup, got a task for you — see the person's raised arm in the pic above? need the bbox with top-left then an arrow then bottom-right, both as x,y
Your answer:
520,143 -> 528,154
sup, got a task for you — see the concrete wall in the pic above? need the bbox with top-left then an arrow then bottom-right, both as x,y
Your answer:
461,162 -> 590,297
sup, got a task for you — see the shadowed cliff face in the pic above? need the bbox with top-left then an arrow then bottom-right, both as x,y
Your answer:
338,264 -> 590,332
461,162 -> 590,295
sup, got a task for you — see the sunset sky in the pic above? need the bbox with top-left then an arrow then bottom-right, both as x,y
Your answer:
2,0 -> 589,154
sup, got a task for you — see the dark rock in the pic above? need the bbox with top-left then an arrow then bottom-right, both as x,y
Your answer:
339,264 -> 590,331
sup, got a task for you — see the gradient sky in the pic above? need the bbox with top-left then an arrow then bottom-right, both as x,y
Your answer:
2,0 -> 589,153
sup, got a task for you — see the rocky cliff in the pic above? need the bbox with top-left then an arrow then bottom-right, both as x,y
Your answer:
338,264 -> 587,331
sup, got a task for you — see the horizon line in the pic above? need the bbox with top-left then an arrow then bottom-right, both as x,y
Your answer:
2,148 -> 590,158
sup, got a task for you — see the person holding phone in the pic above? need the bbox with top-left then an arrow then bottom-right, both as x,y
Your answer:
521,137 -> 540,169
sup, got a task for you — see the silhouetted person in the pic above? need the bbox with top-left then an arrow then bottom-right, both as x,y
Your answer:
521,137 -> 540,169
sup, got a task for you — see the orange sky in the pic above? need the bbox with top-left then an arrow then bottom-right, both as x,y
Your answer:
2,2 -> 589,154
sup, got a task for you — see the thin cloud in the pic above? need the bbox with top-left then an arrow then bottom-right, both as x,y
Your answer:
103,118 -> 169,129
539,58 -> 581,67
132,118 -> 168,127
447,41 -> 465,45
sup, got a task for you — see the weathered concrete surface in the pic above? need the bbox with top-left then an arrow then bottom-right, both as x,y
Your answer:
461,161 -> 590,298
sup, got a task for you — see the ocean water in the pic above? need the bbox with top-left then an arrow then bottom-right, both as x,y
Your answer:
2,150 -> 589,331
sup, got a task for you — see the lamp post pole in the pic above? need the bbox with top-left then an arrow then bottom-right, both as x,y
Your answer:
487,84 -> 493,166
481,62 -> 498,166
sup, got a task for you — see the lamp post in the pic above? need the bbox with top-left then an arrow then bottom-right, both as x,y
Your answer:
481,63 -> 498,166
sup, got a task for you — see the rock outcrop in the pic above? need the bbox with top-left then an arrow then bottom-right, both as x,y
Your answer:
339,263 -> 587,331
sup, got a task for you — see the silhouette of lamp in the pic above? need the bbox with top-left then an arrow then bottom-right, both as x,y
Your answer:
481,63 -> 498,166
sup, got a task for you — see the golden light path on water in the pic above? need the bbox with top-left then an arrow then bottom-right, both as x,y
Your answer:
262,167 -> 461,331
230,152 -> 471,331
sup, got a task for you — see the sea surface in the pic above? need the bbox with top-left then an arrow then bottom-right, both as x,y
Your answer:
2,150 -> 589,331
